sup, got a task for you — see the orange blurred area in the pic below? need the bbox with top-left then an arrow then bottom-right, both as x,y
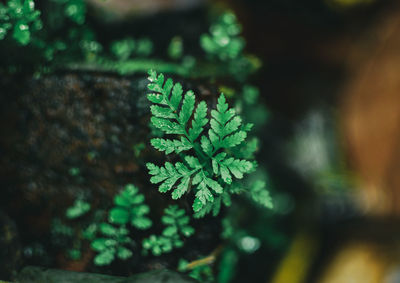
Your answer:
339,4 -> 400,216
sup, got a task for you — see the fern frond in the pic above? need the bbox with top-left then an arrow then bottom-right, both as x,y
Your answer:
188,101 -> 208,141
108,184 -> 152,230
248,180 -> 273,208
150,137 -> 192,154
207,94 -> 248,154
146,70 -> 264,216
142,205 -> 194,256
192,171 -> 223,212
147,159 -> 200,200
212,153 -> 254,184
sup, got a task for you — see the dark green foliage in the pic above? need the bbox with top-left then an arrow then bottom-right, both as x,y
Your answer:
110,38 -> 153,61
66,199 -> 90,219
200,12 -> 260,81
90,184 -> 152,265
0,0 -> 42,45
146,70 -> 261,217
91,223 -> 133,266
248,180 -> 273,208
200,12 -> 244,61
142,205 -> 194,256
58,0 -> 86,24
109,184 -> 152,230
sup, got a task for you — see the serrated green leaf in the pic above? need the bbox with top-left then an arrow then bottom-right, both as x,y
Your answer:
179,90 -> 195,125
130,194 -> 145,204
249,180 -> 273,208
192,198 -> 204,212
189,101 -> 208,141
184,156 -> 201,169
172,176 -> 190,199
162,226 -> 178,237
151,117 -> 184,134
204,177 -> 223,194
91,238 -> 108,252
193,201 -> 213,217
99,223 -> 117,236
177,216 -> 189,226
109,208 -> 129,224
170,82 -> 183,109
181,226 -> 195,237
114,195 -> 130,207
222,116 -> 242,137
117,246 -> 132,260
131,217 -> 152,230
131,204 -> 150,216
222,158 -> 253,179
150,105 -> 175,119
201,136 -> 212,156
151,137 -> 192,155
195,183 -> 213,205
66,199 -> 90,219
147,92 -> 163,104
94,249 -> 115,266
161,215 -> 175,225
222,130 -> 247,148
212,197 -> 222,216
163,78 -> 174,101
148,161 -> 198,198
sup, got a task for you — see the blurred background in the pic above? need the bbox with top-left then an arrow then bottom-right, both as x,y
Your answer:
1,0 -> 400,282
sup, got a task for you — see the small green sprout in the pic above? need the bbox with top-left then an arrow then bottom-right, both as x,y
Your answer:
91,223 -> 133,266
109,184 -> 152,230
248,180 -> 273,208
110,37 -> 153,60
110,38 -> 135,61
200,12 -> 244,61
63,0 -> 86,25
146,70 -> 257,217
66,199 -> 91,219
161,205 -> 195,238
142,205 -> 194,256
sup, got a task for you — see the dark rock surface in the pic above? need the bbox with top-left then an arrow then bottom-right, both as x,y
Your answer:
16,266 -> 198,283
0,72 -> 220,276
0,211 -> 21,280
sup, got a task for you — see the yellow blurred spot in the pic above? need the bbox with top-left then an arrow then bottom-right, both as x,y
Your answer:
271,232 -> 317,283
218,86 -> 235,98
327,0 -> 374,8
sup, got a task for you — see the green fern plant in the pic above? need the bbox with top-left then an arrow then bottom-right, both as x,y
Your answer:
90,184 -> 152,265
146,70 -> 257,217
91,222 -> 133,266
142,205 -> 194,256
108,184 -> 152,230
